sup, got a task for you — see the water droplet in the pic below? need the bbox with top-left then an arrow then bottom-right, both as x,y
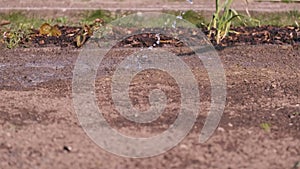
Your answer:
136,57 -> 142,69
176,15 -> 183,20
186,0 -> 193,4
155,34 -> 160,44
172,21 -> 176,28
137,12 -> 143,16
164,18 -> 171,26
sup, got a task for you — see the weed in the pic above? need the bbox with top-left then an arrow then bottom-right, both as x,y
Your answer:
208,0 -> 260,44
0,12 -> 72,48
2,23 -> 31,49
81,10 -> 114,25
281,0 -> 298,3
208,0 -> 243,44
251,11 -> 300,26
55,16 -> 68,25
260,122 -> 271,132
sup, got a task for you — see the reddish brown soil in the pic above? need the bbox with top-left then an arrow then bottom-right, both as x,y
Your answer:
0,44 -> 300,169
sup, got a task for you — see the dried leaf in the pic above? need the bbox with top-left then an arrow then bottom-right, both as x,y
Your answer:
39,23 -> 62,37
39,23 -> 52,35
50,25 -> 62,36
76,34 -> 86,47
83,25 -> 93,36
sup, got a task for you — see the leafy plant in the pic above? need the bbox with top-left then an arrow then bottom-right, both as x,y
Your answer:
208,0 -> 260,44
0,12 -> 67,48
55,16 -> 68,25
3,23 -> 31,49
208,0 -> 242,44
282,0 -> 296,3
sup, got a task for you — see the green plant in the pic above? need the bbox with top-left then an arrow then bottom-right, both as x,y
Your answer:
81,10 -> 114,25
282,0 -> 295,3
0,12 -> 74,48
260,122 -> 271,132
55,16 -> 68,25
3,23 -> 31,49
182,10 -> 206,28
208,0 -> 242,44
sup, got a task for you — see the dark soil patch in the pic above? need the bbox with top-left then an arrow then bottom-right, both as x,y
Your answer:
212,26 -> 300,47
31,26 -> 83,48
18,25 -> 300,49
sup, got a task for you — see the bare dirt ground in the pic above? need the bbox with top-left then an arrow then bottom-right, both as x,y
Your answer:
1,0 -> 300,168
0,45 -> 300,169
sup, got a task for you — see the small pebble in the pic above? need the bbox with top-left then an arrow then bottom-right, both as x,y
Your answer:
63,145 -> 72,152
217,127 -> 225,132
229,111 -> 235,116
179,144 -> 188,150
39,40 -> 45,45
6,132 -> 11,137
